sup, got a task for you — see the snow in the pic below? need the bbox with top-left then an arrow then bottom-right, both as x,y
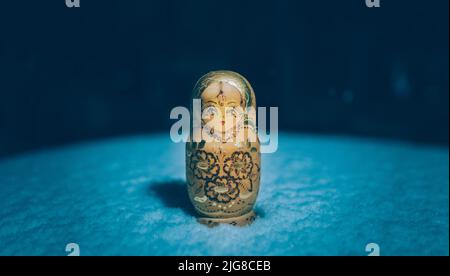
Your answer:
0,133 -> 448,255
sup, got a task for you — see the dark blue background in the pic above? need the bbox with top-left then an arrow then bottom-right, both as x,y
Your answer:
0,0 -> 448,157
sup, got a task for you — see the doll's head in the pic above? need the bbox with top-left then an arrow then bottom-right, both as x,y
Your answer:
192,71 -> 256,142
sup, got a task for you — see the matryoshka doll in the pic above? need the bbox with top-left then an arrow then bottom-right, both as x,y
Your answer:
186,70 -> 261,226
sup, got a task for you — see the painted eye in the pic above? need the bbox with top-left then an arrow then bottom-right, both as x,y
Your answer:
226,108 -> 237,117
203,106 -> 218,119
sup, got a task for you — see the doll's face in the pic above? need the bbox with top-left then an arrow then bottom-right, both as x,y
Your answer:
201,81 -> 244,135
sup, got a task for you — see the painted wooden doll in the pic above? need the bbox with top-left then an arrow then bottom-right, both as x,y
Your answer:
186,71 -> 261,226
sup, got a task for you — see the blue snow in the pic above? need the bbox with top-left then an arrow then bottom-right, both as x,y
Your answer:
0,133 -> 448,255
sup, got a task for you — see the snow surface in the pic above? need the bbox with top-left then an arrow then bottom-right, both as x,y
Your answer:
0,133 -> 448,255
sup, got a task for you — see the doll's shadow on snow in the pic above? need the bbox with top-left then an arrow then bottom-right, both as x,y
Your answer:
148,180 -> 266,221
148,180 -> 197,217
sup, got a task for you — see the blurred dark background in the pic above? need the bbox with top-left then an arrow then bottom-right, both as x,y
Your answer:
0,0 -> 448,158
